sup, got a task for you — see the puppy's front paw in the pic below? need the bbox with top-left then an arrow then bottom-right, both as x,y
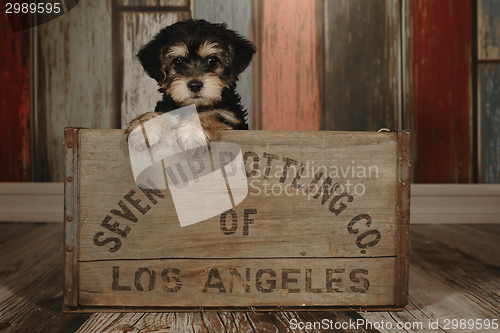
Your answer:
126,112 -> 177,150
176,117 -> 209,152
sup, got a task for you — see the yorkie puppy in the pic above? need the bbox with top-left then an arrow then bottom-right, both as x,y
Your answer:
126,19 -> 256,151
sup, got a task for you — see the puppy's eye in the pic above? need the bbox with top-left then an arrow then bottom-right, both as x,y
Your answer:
207,56 -> 220,67
172,57 -> 185,68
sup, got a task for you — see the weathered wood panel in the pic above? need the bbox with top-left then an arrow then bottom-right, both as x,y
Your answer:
479,64 -> 500,183
413,0 -> 472,183
260,0 -> 323,130
77,130 -> 399,261
36,0 -> 113,181
79,258 -> 395,307
120,11 -> 190,128
0,10 -> 31,181
324,0 -> 401,131
193,0 -> 254,128
478,0 -> 500,60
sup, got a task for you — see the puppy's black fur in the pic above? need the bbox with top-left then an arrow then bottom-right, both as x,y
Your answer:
127,19 -> 255,141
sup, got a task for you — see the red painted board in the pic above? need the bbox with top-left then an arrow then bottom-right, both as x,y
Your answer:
260,0 -> 322,131
0,10 -> 31,181
413,0 -> 472,183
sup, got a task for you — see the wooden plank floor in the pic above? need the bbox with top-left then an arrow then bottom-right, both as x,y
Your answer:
0,223 -> 89,332
0,223 -> 499,333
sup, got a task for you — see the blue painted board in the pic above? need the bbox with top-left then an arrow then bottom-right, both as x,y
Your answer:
478,0 -> 500,59
480,64 -> 500,183
193,0 -> 254,128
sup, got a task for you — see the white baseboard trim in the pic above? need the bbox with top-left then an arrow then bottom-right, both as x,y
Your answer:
0,183 -> 499,224
410,184 -> 500,224
0,183 -> 64,222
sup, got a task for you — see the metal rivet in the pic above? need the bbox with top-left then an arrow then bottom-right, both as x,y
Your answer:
67,143 -> 72,148
402,182 -> 408,187
67,176 -> 73,183
67,288 -> 72,293
402,147 -> 407,152
66,216 -> 73,222
67,246 -> 73,252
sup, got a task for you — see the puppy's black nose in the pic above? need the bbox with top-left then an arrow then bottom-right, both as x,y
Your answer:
188,80 -> 204,93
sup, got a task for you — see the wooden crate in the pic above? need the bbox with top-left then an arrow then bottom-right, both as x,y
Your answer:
63,128 -> 410,312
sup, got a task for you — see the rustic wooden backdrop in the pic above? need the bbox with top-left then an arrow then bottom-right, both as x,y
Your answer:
1,0 -> 499,184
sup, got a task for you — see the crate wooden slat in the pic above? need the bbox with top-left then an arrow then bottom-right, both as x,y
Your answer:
64,129 -> 410,312
79,258 -> 396,307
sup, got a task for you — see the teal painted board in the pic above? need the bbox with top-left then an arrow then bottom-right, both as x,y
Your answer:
478,0 -> 500,60
479,64 -> 500,183
324,0 -> 401,131
193,0 -> 254,128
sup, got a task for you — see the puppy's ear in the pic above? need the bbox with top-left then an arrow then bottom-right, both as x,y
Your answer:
227,31 -> 256,75
137,36 -> 165,83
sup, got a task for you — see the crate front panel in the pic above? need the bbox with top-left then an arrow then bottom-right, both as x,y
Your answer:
79,130 -> 398,261
79,257 -> 395,307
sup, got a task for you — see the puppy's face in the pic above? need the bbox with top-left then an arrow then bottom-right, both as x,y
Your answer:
137,20 -> 256,108
163,41 -> 232,107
